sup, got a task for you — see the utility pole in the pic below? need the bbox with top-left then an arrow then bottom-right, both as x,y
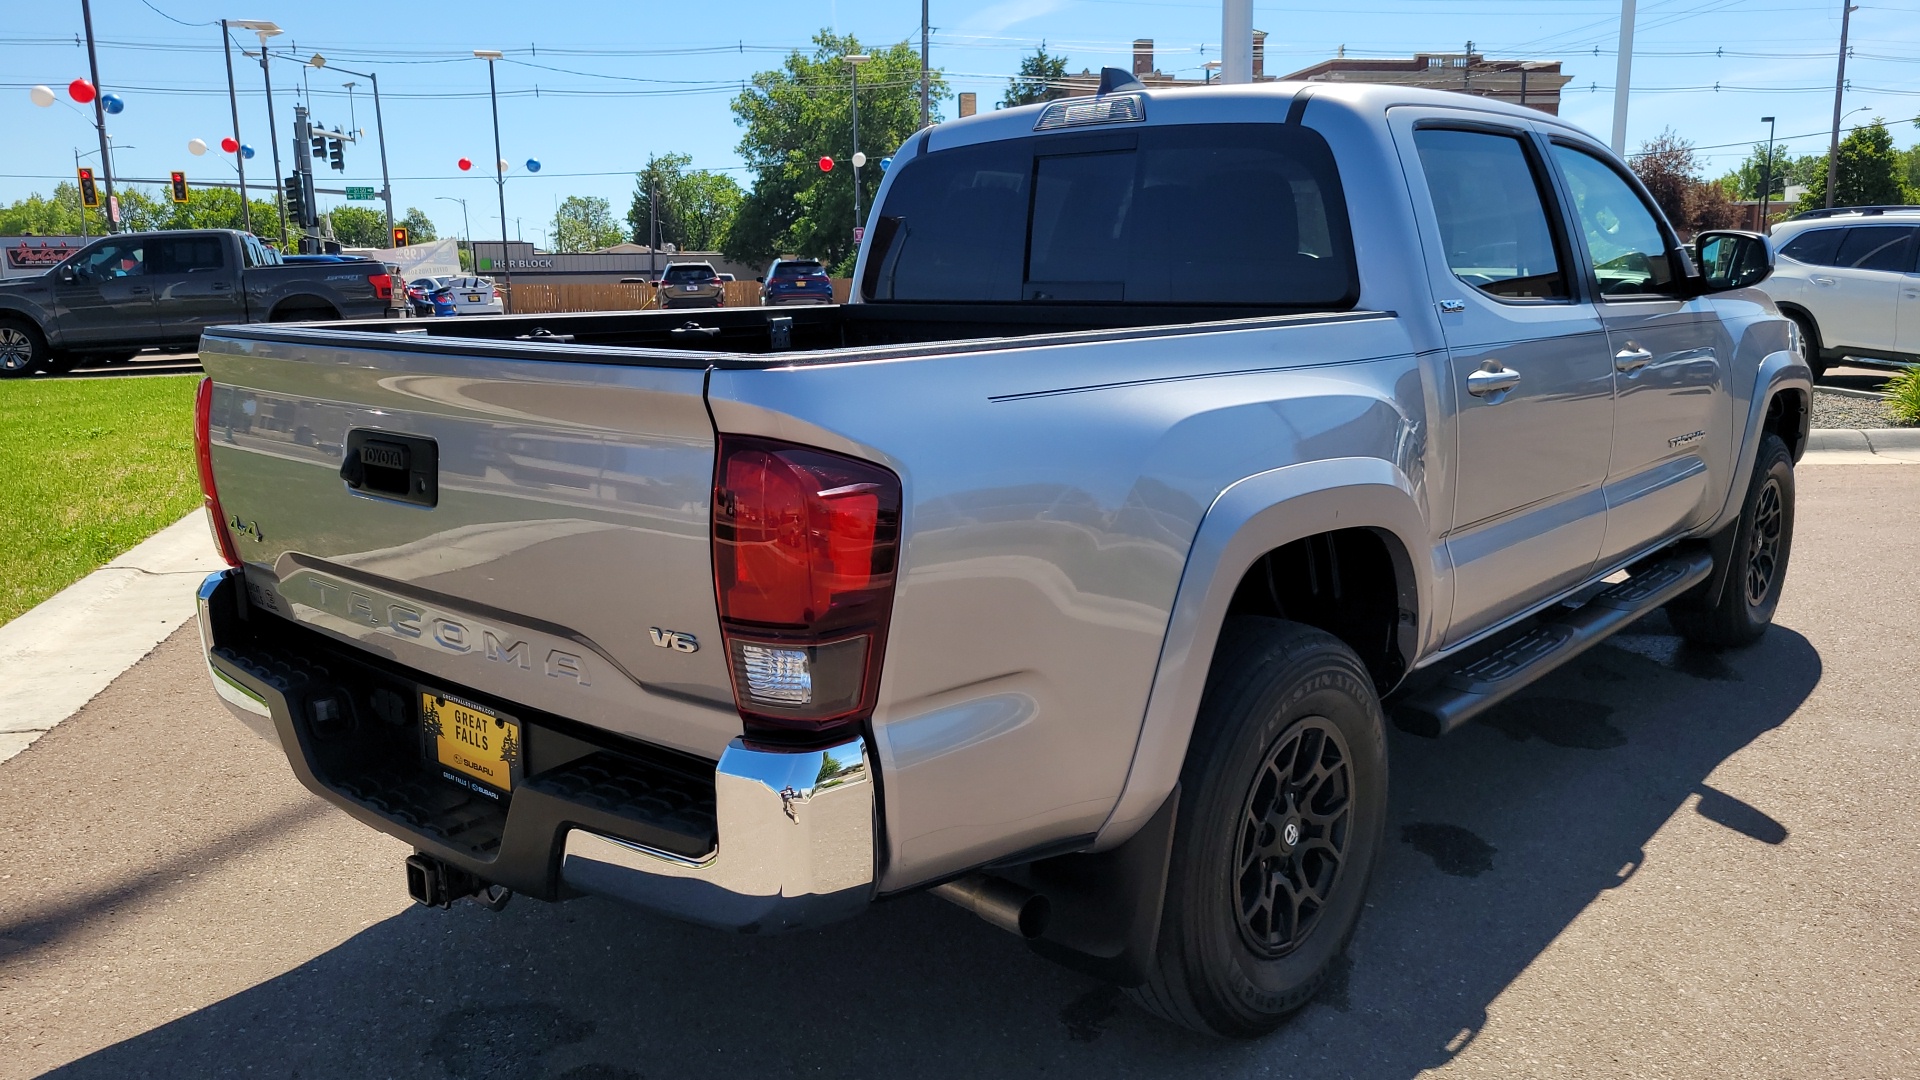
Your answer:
1824,0 -> 1857,210
79,0 -> 117,232
261,45 -> 288,244
475,50 -> 512,313
1759,116 -> 1777,230
220,22 -> 251,233
649,165 -> 660,281
1610,0 -> 1637,155
370,72 -> 394,241
1222,0 -> 1253,83
919,0 -> 931,129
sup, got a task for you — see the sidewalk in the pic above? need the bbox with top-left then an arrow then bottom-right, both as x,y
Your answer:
0,511 -> 225,763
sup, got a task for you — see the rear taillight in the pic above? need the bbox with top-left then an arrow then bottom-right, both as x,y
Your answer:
492,288 -> 502,301
369,272 -> 393,299
713,435 -> 901,741
193,377 -> 242,569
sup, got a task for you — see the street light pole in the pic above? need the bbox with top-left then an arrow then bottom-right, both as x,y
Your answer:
79,0 -> 117,232
475,50 -> 512,313
220,20 -> 253,233
1824,0 -> 1857,210
306,55 -> 397,244
435,195 -> 471,267
1610,0 -> 1637,155
846,54 -> 871,246
1759,116 -> 1776,231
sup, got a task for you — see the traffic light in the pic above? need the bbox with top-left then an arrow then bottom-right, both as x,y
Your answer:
282,172 -> 301,212
390,225 -> 410,248
281,173 -> 316,228
327,138 -> 345,171
169,171 -> 189,204
310,131 -> 326,159
77,167 -> 100,208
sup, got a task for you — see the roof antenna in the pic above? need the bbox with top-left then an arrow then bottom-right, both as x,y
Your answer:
1097,66 -> 1144,95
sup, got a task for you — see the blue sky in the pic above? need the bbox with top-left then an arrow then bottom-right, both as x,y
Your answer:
4,0 -> 1917,245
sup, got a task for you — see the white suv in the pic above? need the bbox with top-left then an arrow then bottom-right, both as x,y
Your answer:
1762,206 -> 1920,377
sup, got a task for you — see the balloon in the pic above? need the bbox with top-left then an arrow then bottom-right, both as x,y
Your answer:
101,93 -> 124,115
880,156 -> 893,170
819,155 -> 834,172
220,136 -> 239,153
29,85 -> 56,108
242,144 -> 255,159
188,138 -> 209,156
458,157 -> 472,171
68,79 -> 96,104
497,158 -> 510,173
525,158 -> 541,173
852,151 -> 867,168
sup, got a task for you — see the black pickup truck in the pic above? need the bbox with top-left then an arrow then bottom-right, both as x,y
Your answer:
0,229 -> 397,377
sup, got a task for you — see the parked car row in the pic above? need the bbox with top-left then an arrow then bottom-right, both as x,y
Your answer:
405,275 -> 504,318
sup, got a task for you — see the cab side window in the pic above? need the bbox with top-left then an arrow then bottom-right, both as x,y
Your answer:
150,237 -> 226,274
1832,226 -> 1917,273
1412,128 -> 1569,301
1778,228 -> 1843,267
77,240 -> 146,279
1549,144 -> 1676,297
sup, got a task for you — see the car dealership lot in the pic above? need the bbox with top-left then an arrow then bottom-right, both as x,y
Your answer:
1,466 -> 1916,1080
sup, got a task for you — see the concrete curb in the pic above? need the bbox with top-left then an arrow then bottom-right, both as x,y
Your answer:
0,511 -> 225,764
1803,427 -> 1920,465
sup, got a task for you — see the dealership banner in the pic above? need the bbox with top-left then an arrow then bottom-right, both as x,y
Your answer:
1,236 -> 86,279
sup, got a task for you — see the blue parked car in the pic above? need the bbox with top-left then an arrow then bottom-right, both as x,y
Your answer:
758,258 -> 834,305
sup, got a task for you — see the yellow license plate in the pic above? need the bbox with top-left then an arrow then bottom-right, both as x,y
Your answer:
423,692 -> 519,793
467,294 -> 482,302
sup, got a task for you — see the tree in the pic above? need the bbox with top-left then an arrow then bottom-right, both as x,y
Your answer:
725,31 -> 950,270
1795,120 -> 1917,212
400,207 -> 438,243
627,153 -> 744,252
2,182 -> 277,240
1629,128 -> 1739,236
1721,142 -> 1795,201
551,195 -> 625,253
325,205 -> 389,247
1003,44 -> 1071,109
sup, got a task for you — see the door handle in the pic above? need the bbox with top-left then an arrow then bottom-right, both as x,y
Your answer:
129,286 -> 150,295
1810,275 -> 1837,286
1614,345 -> 1654,373
211,282 -> 232,291
1466,360 -> 1521,399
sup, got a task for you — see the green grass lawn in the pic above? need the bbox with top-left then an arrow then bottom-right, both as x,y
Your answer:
0,375 -> 202,626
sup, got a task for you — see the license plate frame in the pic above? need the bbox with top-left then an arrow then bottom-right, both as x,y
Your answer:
466,293 -> 483,303
420,689 -> 521,799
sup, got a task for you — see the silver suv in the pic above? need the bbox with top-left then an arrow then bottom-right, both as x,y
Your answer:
1762,206 -> 1920,376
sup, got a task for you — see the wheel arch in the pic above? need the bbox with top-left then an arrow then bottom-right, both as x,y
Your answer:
1091,456 -> 1435,850
269,295 -> 341,321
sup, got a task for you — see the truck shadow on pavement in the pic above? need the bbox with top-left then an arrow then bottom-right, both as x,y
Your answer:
47,615 -> 1820,1080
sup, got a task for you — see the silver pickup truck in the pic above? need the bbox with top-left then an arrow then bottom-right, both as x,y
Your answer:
193,80 -> 1809,1037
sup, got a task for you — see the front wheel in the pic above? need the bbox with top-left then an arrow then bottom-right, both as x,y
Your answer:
0,319 -> 49,378
1668,433 -> 1795,648
1129,618 -> 1388,1038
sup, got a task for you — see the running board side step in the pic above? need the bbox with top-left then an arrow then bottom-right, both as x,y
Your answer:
1391,550 -> 1713,738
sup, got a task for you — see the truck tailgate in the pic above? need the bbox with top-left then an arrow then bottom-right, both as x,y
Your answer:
200,330 -> 738,759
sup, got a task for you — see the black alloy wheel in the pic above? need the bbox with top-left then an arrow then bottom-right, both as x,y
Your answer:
1744,477 -> 1785,608
0,322 -> 44,377
1668,432 -> 1795,648
1235,718 -> 1353,958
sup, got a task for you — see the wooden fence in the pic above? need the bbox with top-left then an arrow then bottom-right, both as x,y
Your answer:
506,279 -> 852,314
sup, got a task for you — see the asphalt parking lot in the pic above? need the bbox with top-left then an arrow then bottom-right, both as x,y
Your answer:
1,466 -> 1916,1080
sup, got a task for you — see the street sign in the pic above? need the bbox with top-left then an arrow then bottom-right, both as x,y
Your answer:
345,186 -> 376,201
169,171 -> 189,204
390,226 -> 410,248
77,168 -> 99,208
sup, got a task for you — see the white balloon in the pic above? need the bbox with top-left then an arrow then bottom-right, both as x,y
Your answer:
29,85 -> 56,108
852,151 -> 868,168
497,158 -> 511,173
188,138 -> 209,156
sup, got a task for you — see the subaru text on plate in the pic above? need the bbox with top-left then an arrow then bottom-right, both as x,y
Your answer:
193,75 -> 1808,1037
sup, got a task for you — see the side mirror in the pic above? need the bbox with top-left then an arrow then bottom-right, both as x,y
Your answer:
58,265 -> 78,283
1695,230 -> 1773,292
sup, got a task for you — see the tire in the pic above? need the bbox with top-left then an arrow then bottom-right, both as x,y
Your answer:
42,351 -> 83,375
1785,310 -> 1827,380
1128,617 -> 1389,1038
1668,433 -> 1795,649
0,318 -> 50,378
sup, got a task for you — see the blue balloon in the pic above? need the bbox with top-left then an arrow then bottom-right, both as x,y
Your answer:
525,158 -> 541,173
241,144 -> 256,159
880,156 -> 893,171
101,93 -> 125,115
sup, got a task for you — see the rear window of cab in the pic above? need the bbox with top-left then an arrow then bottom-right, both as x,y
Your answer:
862,122 -> 1357,308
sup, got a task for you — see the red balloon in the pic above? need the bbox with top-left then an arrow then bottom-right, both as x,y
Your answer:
457,157 -> 472,171
68,79 -> 96,104
220,137 -> 239,154
819,156 -> 834,172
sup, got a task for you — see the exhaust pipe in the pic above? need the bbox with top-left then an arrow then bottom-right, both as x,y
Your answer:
931,873 -> 1051,939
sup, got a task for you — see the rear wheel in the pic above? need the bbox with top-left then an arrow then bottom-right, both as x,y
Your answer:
1785,311 -> 1827,380
0,319 -> 49,378
1129,618 -> 1388,1038
1668,433 -> 1795,648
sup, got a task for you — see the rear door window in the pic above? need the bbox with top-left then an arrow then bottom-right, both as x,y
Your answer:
151,237 -> 227,274
1412,128 -> 1569,300
1779,228 -> 1844,267
866,123 -> 1357,307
